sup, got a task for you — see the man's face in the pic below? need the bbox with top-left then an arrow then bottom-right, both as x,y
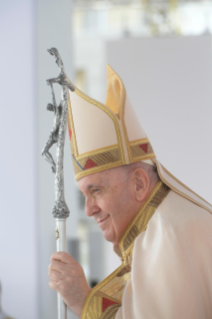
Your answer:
78,167 -> 138,245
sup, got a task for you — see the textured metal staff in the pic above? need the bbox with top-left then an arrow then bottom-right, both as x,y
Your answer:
42,47 -> 75,319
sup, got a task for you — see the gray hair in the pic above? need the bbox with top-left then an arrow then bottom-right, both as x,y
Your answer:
119,162 -> 159,185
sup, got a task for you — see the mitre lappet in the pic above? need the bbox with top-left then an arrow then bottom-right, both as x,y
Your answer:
67,65 -> 212,214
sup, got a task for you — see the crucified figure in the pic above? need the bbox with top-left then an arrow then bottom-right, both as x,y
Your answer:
42,83 -> 62,173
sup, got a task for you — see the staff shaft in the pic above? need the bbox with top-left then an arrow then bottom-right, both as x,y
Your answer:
56,218 -> 67,319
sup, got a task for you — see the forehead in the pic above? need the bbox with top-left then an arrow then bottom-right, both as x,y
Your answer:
77,168 -> 122,192
78,170 -> 109,191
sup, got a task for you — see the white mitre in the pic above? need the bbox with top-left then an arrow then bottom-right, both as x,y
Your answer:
67,65 -> 212,214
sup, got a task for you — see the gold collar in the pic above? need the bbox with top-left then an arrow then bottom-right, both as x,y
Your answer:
114,180 -> 170,261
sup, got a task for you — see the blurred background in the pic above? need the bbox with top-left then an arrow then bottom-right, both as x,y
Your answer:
1,0 -> 212,318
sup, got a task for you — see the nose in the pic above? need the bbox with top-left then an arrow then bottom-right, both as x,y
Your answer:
85,197 -> 100,217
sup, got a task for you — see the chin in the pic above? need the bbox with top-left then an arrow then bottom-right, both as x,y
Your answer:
103,230 -> 115,243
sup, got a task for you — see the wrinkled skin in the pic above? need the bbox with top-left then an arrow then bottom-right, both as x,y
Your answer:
48,166 -> 155,317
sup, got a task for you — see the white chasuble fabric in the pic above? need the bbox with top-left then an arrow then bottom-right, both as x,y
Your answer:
115,190 -> 212,319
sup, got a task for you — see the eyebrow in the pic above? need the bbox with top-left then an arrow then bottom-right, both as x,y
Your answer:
86,184 -> 102,190
78,184 -> 101,195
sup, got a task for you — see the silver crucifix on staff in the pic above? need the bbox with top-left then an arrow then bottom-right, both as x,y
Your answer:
42,48 -> 75,319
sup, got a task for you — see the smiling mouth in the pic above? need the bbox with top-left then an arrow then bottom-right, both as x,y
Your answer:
98,215 -> 109,225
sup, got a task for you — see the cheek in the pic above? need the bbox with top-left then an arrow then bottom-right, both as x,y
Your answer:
112,188 -> 134,221
98,197 -> 114,213
96,193 -> 119,215
117,186 -> 132,207
96,186 -> 132,217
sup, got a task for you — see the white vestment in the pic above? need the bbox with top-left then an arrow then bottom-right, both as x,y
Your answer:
116,190 -> 212,319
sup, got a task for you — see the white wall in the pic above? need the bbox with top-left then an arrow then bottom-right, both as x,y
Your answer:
0,1 -> 39,318
107,36 -> 212,203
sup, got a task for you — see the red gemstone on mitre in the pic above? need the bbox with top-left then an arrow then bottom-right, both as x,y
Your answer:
139,143 -> 148,153
102,297 -> 118,312
68,126 -> 72,140
84,158 -> 97,170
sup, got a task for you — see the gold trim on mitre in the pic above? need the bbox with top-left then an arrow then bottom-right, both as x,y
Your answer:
67,65 -> 156,180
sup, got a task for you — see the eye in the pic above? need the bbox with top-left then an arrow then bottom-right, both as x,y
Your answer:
92,188 -> 100,194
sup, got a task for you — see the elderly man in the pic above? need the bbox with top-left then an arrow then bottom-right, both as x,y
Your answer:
48,66 -> 212,319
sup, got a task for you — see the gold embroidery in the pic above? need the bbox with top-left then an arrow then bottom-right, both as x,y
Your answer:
76,144 -> 119,160
72,156 -> 82,175
67,97 -> 78,158
77,148 -> 120,168
129,138 -> 149,146
99,304 -> 121,319
116,73 -> 131,163
123,224 -> 139,251
81,265 -> 124,319
75,161 -> 123,181
96,291 -> 121,303
85,293 -> 102,319
91,149 -> 120,166
100,276 -> 125,302
116,265 -> 131,277
130,142 -> 155,162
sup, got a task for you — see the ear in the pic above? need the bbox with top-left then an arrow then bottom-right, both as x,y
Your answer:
133,169 -> 150,202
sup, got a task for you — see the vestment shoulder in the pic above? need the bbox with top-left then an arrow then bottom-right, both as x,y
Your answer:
115,191 -> 212,319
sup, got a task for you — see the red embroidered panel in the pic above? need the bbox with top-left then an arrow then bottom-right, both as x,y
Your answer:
68,126 -> 72,140
84,158 -> 98,170
102,297 -> 118,313
139,143 -> 148,153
